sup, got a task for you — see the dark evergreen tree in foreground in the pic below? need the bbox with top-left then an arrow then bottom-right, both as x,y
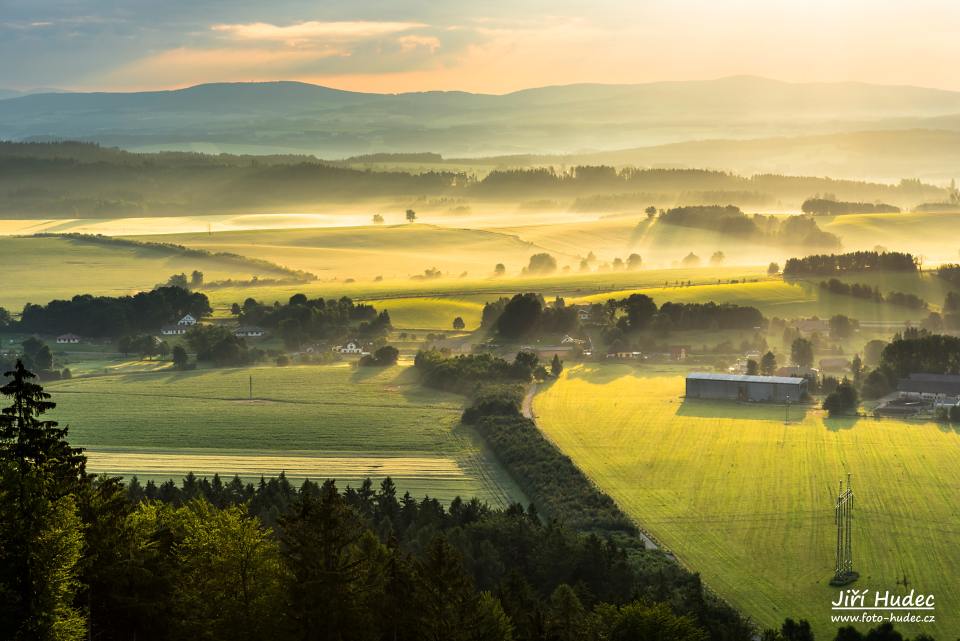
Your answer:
0,360 -> 87,640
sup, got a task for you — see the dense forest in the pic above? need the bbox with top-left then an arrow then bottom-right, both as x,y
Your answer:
0,142 -> 950,216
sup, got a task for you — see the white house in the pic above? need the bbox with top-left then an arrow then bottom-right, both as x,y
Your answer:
560,335 -> 586,345
161,325 -> 188,336
333,340 -> 369,355
575,308 -> 591,321
234,326 -> 266,338
177,314 -> 197,326
56,333 -> 81,344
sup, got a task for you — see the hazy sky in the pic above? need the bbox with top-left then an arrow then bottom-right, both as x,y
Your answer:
3,0 -> 959,93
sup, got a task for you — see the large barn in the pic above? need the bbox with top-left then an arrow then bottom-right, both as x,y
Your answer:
685,372 -> 807,402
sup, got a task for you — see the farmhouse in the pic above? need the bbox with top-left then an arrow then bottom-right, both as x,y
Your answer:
535,345 -> 576,360
177,314 -> 197,326
792,318 -> 829,335
560,334 -> 585,345
333,340 -> 369,355
234,326 -> 266,338
56,333 -> 81,344
685,372 -> 807,402
160,325 -> 188,336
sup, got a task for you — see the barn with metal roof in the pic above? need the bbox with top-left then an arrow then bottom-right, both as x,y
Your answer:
685,372 -> 807,402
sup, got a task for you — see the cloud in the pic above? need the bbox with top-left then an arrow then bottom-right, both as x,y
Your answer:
211,20 -> 427,45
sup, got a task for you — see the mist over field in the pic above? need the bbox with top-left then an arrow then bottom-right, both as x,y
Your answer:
4,2 -> 960,640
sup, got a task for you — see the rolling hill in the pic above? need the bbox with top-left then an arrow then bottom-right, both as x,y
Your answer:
4,77 -> 960,158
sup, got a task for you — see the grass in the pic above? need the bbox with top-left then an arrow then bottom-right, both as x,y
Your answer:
533,364 -> 960,638
127,224 -> 554,282
821,211 -> 960,265
0,236 -> 287,312
45,363 -> 525,506
572,275 -> 938,322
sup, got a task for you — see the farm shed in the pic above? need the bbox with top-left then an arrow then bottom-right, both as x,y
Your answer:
685,372 -> 806,402
897,373 -> 960,396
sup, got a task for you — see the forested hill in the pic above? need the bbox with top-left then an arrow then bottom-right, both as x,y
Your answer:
0,142 -> 948,217
5,76 -> 960,157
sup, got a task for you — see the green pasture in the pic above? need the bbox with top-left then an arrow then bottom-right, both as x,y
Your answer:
533,365 -> 960,638
44,363 -> 524,506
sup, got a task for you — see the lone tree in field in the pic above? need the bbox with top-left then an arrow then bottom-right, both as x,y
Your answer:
791,337 -> 814,369
373,214 -> 384,224
768,262 -> 780,275
681,252 -> 700,267
551,354 -> 563,377
172,345 -> 189,370
645,206 -> 657,220
627,253 -> 642,270
493,263 -> 506,276
525,253 -> 557,275
452,317 -> 465,330
710,251 -> 725,266
405,209 -> 417,223
760,351 -> 777,375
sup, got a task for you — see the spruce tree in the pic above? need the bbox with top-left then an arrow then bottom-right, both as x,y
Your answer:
0,360 -> 87,640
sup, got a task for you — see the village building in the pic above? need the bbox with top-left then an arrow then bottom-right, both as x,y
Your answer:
160,325 -> 188,336
56,333 -> 81,344
535,345 -> 576,361
234,326 -> 266,338
177,314 -> 198,326
333,340 -> 369,355
776,365 -> 818,378
685,372 -> 807,402
792,318 -> 830,335
897,373 -> 960,399
560,335 -> 586,345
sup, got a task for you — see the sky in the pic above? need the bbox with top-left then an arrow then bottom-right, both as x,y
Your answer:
2,0 -> 960,94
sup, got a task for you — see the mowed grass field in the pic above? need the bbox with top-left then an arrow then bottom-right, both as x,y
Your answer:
533,365 -> 960,638
45,363 -> 525,506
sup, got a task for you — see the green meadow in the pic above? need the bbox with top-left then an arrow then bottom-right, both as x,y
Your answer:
45,363 -> 525,506
533,364 -> 960,638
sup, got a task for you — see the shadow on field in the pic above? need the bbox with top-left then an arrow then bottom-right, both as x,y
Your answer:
823,416 -> 861,431
676,398 -> 812,423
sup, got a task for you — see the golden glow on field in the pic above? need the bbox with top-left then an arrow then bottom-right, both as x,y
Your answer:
534,365 -> 960,638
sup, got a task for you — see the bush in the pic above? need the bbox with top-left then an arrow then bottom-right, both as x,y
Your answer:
823,380 -> 859,416
359,345 -> 399,367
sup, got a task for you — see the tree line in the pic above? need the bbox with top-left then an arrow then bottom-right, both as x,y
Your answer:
800,198 -> 900,216
15,286 -> 212,337
783,251 -> 917,276
820,279 -> 926,309
236,294 -> 392,349
2,142 -> 950,217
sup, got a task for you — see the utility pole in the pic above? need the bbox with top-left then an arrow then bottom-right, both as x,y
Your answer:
831,474 -> 858,585
785,394 -> 791,424
249,375 -> 253,400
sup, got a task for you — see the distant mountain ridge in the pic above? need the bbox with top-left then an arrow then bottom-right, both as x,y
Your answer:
2,77 -> 960,163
